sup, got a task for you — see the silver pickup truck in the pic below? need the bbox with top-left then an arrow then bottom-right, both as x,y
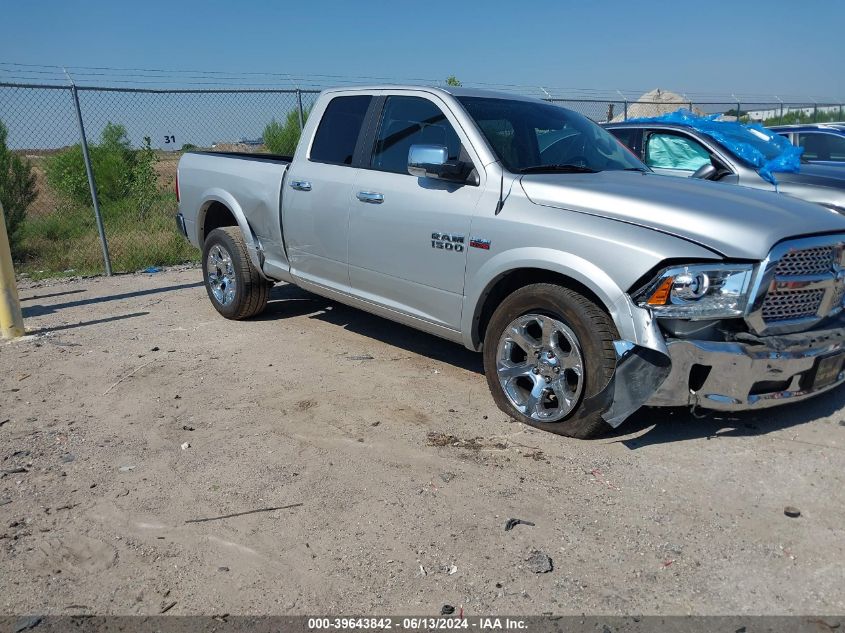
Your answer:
176,86 -> 845,438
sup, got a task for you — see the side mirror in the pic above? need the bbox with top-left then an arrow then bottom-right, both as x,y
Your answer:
408,144 -> 471,182
691,163 -> 718,180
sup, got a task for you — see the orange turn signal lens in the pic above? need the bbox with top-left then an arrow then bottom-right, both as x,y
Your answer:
647,277 -> 674,305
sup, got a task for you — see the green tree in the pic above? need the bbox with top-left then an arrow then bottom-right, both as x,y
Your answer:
0,120 -> 37,257
45,121 -> 136,206
263,108 -> 306,155
446,75 -> 462,87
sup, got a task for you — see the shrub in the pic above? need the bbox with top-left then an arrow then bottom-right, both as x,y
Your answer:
45,122 -> 137,206
263,108 -> 306,155
129,136 -> 158,220
764,109 -> 844,126
0,119 -> 37,257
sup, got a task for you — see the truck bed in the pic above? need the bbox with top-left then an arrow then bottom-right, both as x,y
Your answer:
188,150 -> 293,164
177,150 -> 291,272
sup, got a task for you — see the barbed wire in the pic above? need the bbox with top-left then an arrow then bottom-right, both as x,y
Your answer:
1,61 -> 841,103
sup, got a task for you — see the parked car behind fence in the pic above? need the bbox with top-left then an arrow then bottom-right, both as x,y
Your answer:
770,124 -> 845,166
604,113 -> 845,214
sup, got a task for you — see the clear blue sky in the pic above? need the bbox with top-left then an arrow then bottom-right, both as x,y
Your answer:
0,0 -> 842,101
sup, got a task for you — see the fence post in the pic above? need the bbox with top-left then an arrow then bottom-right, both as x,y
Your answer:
70,84 -> 112,276
623,100 -> 628,121
296,89 -> 305,131
0,202 -> 24,339
813,104 -> 818,123
736,100 -> 741,120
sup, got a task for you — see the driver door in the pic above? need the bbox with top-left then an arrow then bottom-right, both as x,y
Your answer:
347,94 -> 485,330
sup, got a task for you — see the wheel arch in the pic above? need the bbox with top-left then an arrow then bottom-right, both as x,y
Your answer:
196,189 -> 267,279
463,249 -> 630,350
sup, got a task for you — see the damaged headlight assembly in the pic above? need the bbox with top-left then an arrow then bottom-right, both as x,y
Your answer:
634,264 -> 755,319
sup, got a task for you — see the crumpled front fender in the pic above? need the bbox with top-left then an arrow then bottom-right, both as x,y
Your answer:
601,341 -> 672,427
600,299 -> 673,428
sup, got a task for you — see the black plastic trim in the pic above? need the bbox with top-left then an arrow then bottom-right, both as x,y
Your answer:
187,150 -> 292,164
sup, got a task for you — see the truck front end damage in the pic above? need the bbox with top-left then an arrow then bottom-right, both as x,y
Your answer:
604,234 -> 845,426
647,320 -> 845,410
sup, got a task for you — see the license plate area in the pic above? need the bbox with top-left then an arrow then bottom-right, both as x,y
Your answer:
811,352 -> 845,390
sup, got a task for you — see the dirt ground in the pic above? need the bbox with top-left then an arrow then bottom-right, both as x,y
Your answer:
1,266 -> 844,616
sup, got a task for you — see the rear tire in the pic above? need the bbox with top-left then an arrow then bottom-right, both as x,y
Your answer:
202,227 -> 272,319
482,283 -> 618,438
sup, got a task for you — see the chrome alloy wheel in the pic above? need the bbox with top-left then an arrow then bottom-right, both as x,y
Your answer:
206,244 -> 236,306
495,313 -> 584,422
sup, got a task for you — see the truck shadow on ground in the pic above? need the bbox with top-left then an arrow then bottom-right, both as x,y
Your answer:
261,283 -> 482,373
607,389 -> 844,449
263,283 -> 844,445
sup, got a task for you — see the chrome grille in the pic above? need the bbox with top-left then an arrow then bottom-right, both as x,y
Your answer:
753,238 -> 845,332
832,282 -> 845,311
774,246 -> 835,277
761,289 -> 826,321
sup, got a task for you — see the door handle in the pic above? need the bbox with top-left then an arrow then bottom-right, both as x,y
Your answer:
290,180 -> 312,191
356,191 -> 384,204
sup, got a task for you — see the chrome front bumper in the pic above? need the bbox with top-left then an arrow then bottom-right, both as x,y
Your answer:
646,319 -> 845,410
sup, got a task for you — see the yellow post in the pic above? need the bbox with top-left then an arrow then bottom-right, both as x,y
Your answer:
0,202 -> 24,339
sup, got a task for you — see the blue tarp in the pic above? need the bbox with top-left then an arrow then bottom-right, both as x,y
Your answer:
628,109 -> 803,185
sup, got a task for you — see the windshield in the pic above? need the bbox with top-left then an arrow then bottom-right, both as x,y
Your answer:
457,96 -> 646,173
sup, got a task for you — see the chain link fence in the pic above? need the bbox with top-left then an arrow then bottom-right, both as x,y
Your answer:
0,83 -> 320,278
0,81 -> 842,278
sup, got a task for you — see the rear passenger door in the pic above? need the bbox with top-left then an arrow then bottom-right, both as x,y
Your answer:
283,94 -> 372,291
347,94 -> 485,331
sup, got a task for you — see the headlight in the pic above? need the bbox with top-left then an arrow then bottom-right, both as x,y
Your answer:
634,264 -> 755,319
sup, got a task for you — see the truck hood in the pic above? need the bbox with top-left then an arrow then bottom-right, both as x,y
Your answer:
520,170 -> 845,259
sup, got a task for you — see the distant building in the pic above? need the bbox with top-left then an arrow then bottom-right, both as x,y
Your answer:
744,104 -> 843,122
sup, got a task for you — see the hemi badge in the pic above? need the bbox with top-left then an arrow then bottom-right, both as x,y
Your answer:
470,238 -> 491,250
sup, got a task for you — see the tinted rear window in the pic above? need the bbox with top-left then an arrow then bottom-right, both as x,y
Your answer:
310,95 -> 372,165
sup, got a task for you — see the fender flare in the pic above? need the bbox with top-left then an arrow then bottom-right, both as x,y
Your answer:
462,247 -> 672,429
196,188 -> 266,278
461,247 -> 666,355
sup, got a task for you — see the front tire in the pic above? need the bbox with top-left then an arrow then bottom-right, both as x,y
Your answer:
202,227 -> 272,319
482,283 -> 618,438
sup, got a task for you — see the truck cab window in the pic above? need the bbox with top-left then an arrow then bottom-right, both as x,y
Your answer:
309,95 -> 372,165
370,96 -> 462,174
